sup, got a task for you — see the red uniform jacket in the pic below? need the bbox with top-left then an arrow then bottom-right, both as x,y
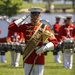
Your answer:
53,22 -> 60,41
8,22 -> 58,65
59,24 -> 75,42
0,38 -> 7,43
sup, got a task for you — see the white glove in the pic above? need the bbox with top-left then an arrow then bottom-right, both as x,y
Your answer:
14,15 -> 29,26
36,42 -> 54,54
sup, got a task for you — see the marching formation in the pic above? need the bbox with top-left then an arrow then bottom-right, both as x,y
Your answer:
0,7 -> 75,75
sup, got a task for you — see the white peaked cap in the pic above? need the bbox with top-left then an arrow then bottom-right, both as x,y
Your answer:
55,15 -> 62,19
66,14 -> 73,19
28,7 -> 43,13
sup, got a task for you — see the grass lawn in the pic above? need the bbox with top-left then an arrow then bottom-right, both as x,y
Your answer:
0,51 -> 75,75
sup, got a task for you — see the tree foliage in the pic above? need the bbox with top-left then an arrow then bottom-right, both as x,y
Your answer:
0,0 -> 23,17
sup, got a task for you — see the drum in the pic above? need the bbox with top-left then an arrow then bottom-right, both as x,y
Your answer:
40,19 -> 51,27
0,18 -> 9,38
0,43 -> 8,52
62,38 -> 74,53
7,43 -> 25,53
40,19 -> 55,41
0,17 -> 10,52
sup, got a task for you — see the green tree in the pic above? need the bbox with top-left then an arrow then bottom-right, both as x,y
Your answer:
0,0 -> 23,17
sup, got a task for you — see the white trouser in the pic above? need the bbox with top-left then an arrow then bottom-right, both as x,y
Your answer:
11,51 -> 15,65
62,53 -> 65,66
0,52 -> 6,62
10,51 -> 20,65
63,53 -> 73,69
1,55 -> 6,62
15,53 -> 20,65
24,63 -> 44,75
54,51 -> 61,62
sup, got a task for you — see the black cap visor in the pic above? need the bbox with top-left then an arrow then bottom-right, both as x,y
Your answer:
67,17 -> 72,20
31,12 -> 40,15
56,18 -> 60,20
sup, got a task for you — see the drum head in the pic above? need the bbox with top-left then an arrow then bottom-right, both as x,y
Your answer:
0,19 -> 9,38
40,20 -> 51,27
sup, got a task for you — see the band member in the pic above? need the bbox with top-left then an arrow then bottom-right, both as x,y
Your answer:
61,17 -> 67,67
53,15 -> 62,63
59,14 -> 75,69
8,7 -> 58,75
8,18 -> 24,67
0,16 -> 9,63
